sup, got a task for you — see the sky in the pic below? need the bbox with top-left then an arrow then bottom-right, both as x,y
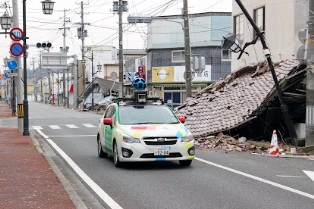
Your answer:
0,0 -> 232,70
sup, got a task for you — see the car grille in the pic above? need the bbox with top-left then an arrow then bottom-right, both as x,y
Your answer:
140,153 -> 182,158
143,137 -> 178,145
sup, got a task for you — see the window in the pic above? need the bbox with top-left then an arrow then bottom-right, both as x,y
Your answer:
234,14 -> 244,44
221,49 -> 231,61
119,105 -> 179,124
254,6 -> 265,38
172,50 -> 185,63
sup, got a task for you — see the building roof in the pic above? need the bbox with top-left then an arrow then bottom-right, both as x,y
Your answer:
118,49 -> 146,55
176,59 -> 306,138
80,77 -> 121,98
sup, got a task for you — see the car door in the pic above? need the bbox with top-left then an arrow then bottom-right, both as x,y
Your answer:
104,105 -> 116,154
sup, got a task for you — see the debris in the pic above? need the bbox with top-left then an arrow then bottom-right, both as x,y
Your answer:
195,132 -> 275,154
238,137 -> 247,143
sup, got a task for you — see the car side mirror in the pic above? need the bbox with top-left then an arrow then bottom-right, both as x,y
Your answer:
103,118 -> 113,126
178,116 -> 185,123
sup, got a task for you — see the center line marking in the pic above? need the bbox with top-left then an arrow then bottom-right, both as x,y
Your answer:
195,157 -> 314,200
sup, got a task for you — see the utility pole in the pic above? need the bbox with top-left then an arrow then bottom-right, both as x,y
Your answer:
91,51 -> 94,110
235,0 -> 297,144
113,0 -> 128,97
12,0 -> 23,132
118,0 -> 123,97
183,0 -> 192,98
306,0 -> 314,148
60,9 -> 70,53
81,1 -> 86,88
59,8 -> 70,106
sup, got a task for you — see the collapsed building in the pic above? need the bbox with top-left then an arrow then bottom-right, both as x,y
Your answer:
176,59 -> 307,145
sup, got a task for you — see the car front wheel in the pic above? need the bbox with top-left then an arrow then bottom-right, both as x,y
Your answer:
98,138 -> 108,158
113,141 -> 122,167
179,160 -> 192,167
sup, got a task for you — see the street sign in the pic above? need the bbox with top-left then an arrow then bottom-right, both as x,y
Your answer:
10,27 -> 23,41
8,73 -> 18,77
10,43 -> 24,57
41,52 -> 67,69
7,60 -> 18,70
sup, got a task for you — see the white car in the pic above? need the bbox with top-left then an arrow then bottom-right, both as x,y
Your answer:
97,97 -> 195,167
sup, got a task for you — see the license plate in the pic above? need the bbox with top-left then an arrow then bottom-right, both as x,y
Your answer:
154,147 -> 170,156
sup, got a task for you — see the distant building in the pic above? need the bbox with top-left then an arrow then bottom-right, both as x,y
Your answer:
146,12 -> 232,108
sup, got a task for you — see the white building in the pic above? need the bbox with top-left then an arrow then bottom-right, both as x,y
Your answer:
231,0 -> 308,71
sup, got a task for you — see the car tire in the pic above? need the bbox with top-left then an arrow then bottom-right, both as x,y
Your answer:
179,160 -> 192,167
97,137 -> 108,158
113,141 -> 122,167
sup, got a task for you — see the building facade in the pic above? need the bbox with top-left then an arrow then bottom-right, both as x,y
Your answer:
232,0 -> 308,70
146,12 -> 232,108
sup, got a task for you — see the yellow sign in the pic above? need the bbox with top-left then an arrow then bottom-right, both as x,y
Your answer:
152,66 -> 174,82
17,104 -> 24,118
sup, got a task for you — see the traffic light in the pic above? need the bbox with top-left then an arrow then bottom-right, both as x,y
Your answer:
36,42 -> 52,49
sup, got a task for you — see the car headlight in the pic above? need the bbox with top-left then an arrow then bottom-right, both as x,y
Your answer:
181,134 -> 194,142
122,135 -> 140,143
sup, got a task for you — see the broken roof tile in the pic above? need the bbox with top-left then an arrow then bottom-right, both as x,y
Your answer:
176,59 -> 305,138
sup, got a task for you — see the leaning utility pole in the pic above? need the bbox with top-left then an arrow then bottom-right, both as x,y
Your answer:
183,0 -> 192,98
306,0 -> 314,148
235,0 -> 297,144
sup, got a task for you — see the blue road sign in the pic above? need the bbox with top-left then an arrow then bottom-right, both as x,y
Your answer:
10,27 -> 23,41
7,60 -> 18,70
10,43 -> 23,57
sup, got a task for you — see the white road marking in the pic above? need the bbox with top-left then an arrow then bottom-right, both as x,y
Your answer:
46,139 -> 123,209
50,125 -> 61,129
276,175 -> 306,178
33,127 -> 49,139
34,129 -> 123,209
49,135 -> 96,138
83,124 -> 96,128
195,157 -> 314,200
303,170 -> 314,182
32,126 -> 43,130
65,124 -> 79,129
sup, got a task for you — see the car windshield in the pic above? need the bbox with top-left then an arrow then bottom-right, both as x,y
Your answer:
119,105 -> 179,125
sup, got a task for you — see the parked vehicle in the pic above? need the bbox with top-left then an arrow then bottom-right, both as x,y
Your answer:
94,96 -> 116,111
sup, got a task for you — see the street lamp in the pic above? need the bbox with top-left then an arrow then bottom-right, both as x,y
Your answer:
222,33 -> 242,53
97,63 -> 102,72
0,12 -> 12,36
22,0 -> 54,136
3,57 -> 9,67
41,0 -> 55,15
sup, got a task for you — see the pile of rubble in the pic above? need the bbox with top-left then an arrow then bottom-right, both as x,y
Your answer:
194,132 -> 290,154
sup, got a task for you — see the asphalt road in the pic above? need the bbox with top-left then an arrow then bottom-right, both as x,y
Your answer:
28,102 -> 314,209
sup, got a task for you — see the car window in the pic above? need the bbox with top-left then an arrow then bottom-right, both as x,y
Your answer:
104,106 -> 115,118
118,105 -> 179,125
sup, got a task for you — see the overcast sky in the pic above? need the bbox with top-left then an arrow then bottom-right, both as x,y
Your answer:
0,0 -> 232,70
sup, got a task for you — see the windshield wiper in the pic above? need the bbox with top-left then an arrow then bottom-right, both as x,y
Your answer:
132,122 -> 156,124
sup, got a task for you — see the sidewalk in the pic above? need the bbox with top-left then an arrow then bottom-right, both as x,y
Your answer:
0,101 -> 76,208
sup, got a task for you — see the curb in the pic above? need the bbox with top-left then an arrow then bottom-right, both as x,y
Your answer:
30,131 -> 89,209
